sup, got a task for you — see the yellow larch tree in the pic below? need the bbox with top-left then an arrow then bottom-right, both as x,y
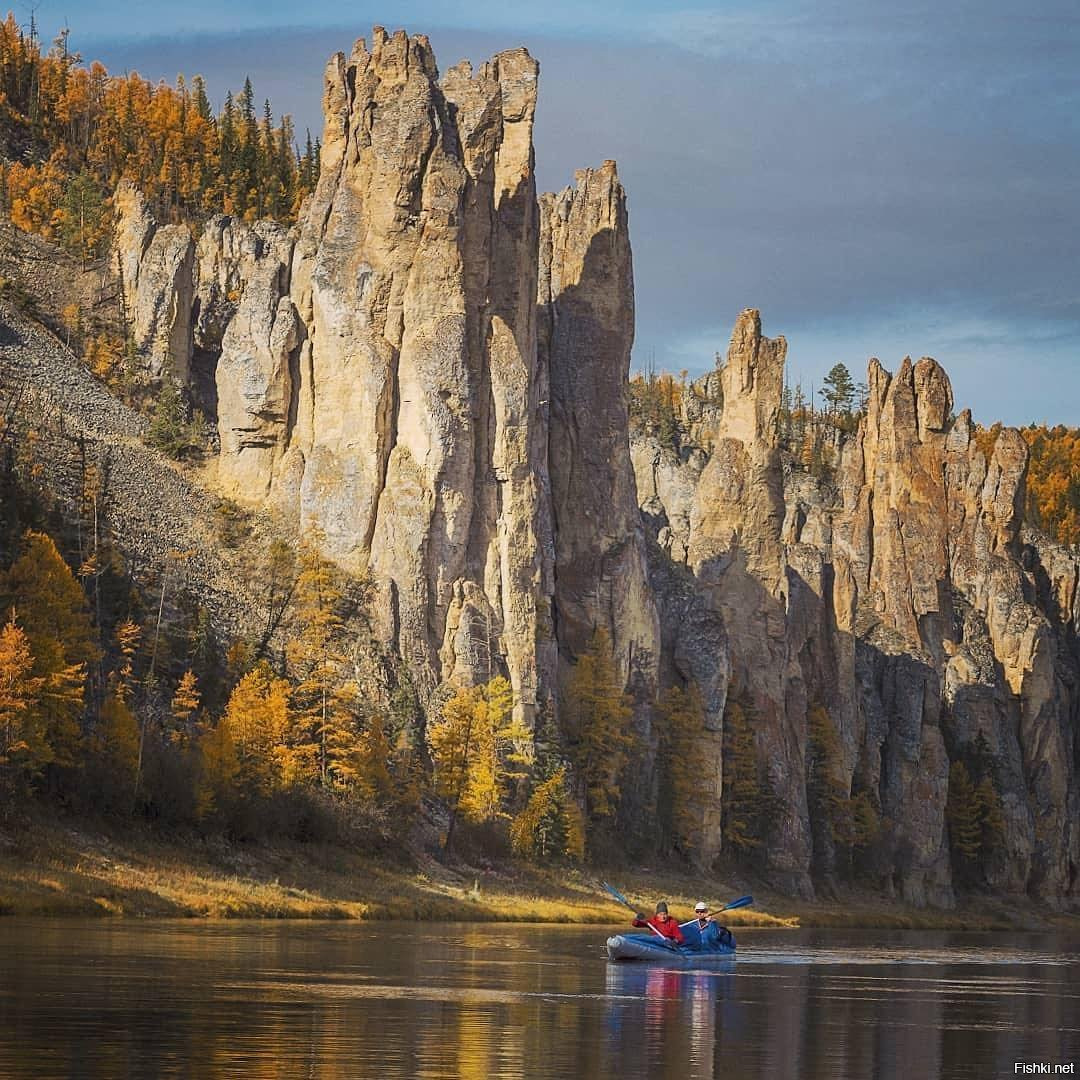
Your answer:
0,531 -> 97,768
428,676 -> 522,849
195,718 -> 240,820
169,670 -> 201,746
560,626 -> 635,823
286,542 -> 352,786
221,662 -> 301,792
114,619 -> 142,702
94,688 -> 140,792
0,615 -> 48,785
658,683 -> 709,857
509,766 -> 585,862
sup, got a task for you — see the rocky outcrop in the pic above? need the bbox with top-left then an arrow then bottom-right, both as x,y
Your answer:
214,225 -> 298,501
683,311 -> 811,887
276,31 -> 550,718
114,182 -> 195,380
539,162 -> 659,701
639,312 -> 1080,904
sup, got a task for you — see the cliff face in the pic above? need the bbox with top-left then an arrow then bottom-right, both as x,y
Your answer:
635,313 -> 1080,903
539,162 -> 659,707
106,29 -> 1080,905
274,32 -> 548,716
111,29 -> 653,733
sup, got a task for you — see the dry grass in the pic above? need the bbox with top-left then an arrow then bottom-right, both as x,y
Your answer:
0,818 -> 1071,930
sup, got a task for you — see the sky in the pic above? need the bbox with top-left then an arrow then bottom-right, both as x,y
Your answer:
36,1 -> 1080,425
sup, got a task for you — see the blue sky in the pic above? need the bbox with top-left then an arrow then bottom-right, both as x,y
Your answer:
49,1 -> 1080,425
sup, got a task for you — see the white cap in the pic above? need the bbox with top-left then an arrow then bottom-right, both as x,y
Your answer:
694,902 -> 708,912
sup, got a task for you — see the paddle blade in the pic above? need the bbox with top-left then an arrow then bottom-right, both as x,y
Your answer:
720,895 -> 754,911
601,881 -> 634,910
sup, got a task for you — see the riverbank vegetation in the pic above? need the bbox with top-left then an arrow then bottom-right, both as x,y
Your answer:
1,811 -> 1054,930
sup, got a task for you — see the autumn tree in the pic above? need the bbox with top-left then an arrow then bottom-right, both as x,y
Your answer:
428,676 -> 524,849
0,19 -> 315,242
0,531 -> 96,769
349,712 -> 394,804
220,661 -> 298,792
510,766 -> 585,862
721,697 -> 780,859
560,626 -> 635,825
657,683 -> 709,857
114,619 -> 141,701
195,717 -> 240,820
93,688 -> 140,799
1021,425 -> 1080,548
286,541 -> 352,786
169,670 -> 200,746
0,615 -> 47,791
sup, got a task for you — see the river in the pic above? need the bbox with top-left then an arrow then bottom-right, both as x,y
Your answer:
1,920 -> 1077,1078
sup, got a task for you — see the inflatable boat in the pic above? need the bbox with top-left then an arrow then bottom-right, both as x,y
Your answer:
606,921 -> 735,964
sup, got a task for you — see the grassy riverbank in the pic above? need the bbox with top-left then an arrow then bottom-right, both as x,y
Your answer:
0,814 -> 1071,930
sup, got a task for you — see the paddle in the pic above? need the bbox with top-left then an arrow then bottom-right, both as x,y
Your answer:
679,894 -> 754,929
600,881 -> 679,950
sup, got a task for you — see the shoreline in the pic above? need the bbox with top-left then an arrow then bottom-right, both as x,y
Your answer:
1,817 -> 1074,931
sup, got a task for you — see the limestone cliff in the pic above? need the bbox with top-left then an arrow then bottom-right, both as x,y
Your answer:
635,312 -> 1080,903
109,30 -> 652,734
539,162 -> 659,706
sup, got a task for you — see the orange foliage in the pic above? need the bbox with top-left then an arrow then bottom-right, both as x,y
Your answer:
0,14 -> 317,251
1021,425 -> 1080,548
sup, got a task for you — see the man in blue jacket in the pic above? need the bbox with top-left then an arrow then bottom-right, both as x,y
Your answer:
691,902 -> 732,950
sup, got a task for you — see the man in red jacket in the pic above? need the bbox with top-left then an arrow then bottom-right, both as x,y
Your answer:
632,901 -> 685,943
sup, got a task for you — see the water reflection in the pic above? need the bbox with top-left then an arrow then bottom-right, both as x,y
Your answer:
0,921 -> 1077,1079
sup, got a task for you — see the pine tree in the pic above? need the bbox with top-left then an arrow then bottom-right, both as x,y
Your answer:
146,377 -> 199,459
946,760 -> 982,864
658,683 -> 708,856
820,363 -> 855,416
218,90 -> 237,210
300,129 -> 315,191
721,697 -> 780,857
561,626 -> 635,823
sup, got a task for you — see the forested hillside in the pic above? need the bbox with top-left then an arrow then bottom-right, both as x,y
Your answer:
0,14 -> 317,260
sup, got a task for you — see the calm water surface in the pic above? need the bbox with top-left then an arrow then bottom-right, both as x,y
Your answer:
1,920 -> 1078,1078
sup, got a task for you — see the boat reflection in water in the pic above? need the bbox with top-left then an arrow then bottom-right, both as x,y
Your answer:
606,960 -> 738,1078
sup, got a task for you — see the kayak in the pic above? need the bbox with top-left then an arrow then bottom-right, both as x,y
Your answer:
606,931 -> 735,964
